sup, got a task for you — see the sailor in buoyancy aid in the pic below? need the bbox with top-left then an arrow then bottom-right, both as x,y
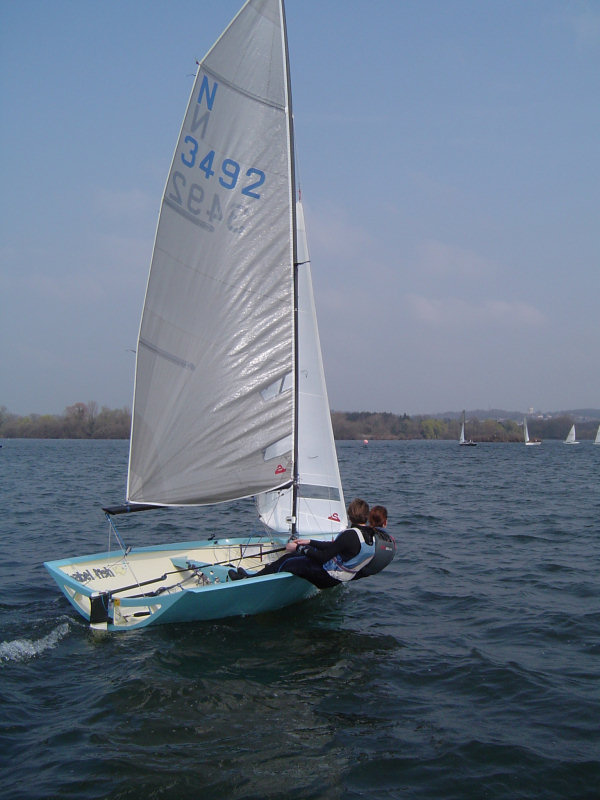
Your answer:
321,523 -> 376,581
228,498 -> 395,589
353,504 -> 396,579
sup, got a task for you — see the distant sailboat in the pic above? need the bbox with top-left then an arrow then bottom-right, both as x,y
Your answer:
523,417 -> 541,446
459,410 -> 477,446
595,425 -> 600,445
564,424 -> 579,445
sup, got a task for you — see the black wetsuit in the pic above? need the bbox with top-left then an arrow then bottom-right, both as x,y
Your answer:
253,527 -> 373,589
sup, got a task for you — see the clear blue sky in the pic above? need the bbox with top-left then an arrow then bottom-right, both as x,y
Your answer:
2,0 -> 599,416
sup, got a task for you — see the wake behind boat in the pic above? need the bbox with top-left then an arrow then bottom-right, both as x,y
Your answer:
44,0 -> 394,631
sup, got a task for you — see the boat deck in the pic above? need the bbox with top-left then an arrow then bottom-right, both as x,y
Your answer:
44,537 -> 306,629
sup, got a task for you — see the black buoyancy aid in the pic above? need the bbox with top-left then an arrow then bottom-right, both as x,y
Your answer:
354,528 -> 396,579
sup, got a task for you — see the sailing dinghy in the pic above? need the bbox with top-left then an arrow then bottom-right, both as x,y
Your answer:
523,417 -> 541,446
45,0 -> 394,631
458,410 -> 477,446
564,424 -> 579,444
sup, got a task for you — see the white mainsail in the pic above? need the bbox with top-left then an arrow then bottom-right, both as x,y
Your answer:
256,201 -> 346,535
458,410 -> 476,445
564,424 -> 579,444
523,416 -> 540,445
128,0 -> 296,506
595,425 -> 600,445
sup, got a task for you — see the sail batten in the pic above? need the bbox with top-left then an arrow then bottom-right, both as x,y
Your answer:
201,65 -> 287,110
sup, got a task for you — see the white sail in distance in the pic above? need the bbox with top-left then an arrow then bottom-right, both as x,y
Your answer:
523,417 -> 541,445
564,424 -> 579,444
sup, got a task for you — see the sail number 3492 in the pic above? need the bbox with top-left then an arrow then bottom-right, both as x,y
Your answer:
179,136 -> 265,198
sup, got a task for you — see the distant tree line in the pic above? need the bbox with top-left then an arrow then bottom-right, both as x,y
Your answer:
330,411 -> 600,442
1,404 -> 598,442
0,403 -> 130,439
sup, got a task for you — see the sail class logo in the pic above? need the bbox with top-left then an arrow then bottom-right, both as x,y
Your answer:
275,464 -> 287,474
328,513 -> 340,522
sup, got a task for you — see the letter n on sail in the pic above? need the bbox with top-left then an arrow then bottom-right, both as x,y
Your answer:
197,74 -> 218,109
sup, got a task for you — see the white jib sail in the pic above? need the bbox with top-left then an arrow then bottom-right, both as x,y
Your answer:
256,201 -> 347,535
128,0 -> 296,505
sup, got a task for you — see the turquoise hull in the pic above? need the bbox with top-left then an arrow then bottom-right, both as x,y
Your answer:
44,536 -> 319,631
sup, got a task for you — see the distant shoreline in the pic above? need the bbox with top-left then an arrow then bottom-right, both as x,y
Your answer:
1,405 -> 598,442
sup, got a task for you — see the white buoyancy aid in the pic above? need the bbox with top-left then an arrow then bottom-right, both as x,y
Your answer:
324,527 -> 375,582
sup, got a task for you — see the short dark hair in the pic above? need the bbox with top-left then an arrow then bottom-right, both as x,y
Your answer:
369,505 -> 388,528
347,497 -> 369,525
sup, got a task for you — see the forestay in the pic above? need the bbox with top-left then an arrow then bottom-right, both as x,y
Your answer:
128,0 -> 296,506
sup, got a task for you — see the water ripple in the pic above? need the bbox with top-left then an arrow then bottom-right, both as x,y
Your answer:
1,439 -> 599,799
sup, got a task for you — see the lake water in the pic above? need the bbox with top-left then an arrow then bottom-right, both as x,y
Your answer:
1,438 -> 598,799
